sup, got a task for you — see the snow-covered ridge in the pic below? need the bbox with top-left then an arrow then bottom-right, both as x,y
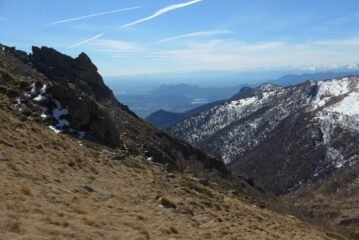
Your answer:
175,83 -> 283,146
170,76 -> 359,194
171,76 -> 359,165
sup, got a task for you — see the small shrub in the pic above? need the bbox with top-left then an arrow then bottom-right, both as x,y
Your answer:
180,205 -> 194,216
207,210 -> 224,222
349,232 -> 359,240
7,219 -> 23,234
68,161 -> 76,168
20,184 -> 32,196
159,196 -> 177,209
185,181 -> 214,198
169,226 -> 178,234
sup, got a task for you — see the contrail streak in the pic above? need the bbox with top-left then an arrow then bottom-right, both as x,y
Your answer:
121,0 -> 202,28
67,33 -> 104,49
48,6 -> 142,25
159,30 -> 233,43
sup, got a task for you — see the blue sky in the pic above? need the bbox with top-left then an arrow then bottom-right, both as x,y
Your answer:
1,0 -> 359,76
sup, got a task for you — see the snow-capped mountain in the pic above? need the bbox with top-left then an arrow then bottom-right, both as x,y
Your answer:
170,77 -> 359,195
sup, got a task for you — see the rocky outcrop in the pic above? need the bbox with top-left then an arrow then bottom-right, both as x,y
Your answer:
28,46 -> 121,147
0,43 -> 227,175
31,47 -> 112,100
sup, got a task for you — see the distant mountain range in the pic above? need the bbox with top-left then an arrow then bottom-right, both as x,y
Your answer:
268,71 -> 359,86
116,83 -> 251,117
146,71 -> 359,128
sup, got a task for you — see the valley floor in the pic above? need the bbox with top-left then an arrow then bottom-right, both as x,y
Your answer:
0,96 -> 338,240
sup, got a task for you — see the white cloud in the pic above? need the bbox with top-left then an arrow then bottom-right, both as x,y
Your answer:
48,6 -> 142,25
121,0 -> 202,28
89,39 -> 145,53
153,38 -> 359,72
67,33 -> 105,49
314,38 -> 359,46
159,30 -> 233,43
83,36 -> 359,76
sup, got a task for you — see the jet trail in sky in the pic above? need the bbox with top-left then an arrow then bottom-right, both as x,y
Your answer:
159,30 -> 233,43
121,0 -> 203,28
48,6 -> 142,25
67,33 -> 104,49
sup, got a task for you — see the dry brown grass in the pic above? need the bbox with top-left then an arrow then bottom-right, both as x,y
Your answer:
20,184 -> 32,196
7,219 -> 23,234
0,94 -> 337,240
283,164 -> 359,236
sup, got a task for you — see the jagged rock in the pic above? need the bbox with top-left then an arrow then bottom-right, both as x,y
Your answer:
28,47 -> 121,147
31,47 -> 112,100
0,43 -> 227,176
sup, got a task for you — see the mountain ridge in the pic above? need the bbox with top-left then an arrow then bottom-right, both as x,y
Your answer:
169,76 -> 359,233
0,43 -> 229,175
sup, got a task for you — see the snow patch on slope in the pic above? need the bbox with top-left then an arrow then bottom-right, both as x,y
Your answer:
330,91 -> 359,116
33,84 -> 47,102
13,82 -> 86,138
49,100 -> 70,132
227,97 -> 257,109
314,77 -> 359,144
312,77 -> 351,108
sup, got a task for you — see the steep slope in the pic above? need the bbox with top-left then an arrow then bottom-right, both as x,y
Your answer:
0,44 -> 340,239
170,82 -> 303,166
170,78 -> 359,190
0,44 -> 226,175
284,165 -> 359,235
146,109 -> 185,128
0,92 -> 338,240
170,77 -> 359,232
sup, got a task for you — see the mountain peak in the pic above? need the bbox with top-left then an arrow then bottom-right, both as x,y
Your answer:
231,86 -> 254,100
257,83 -> 282,92
75,52 -> 98,71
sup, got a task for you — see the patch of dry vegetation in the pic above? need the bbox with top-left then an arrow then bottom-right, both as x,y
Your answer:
0,93 -> 340,239
284,165 -> 359,237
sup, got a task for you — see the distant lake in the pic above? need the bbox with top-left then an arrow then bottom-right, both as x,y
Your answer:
192,98 -> 209,105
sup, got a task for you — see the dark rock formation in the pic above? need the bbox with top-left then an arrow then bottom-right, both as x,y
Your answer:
0,43 -> 227,175
29,46 -> 121,147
